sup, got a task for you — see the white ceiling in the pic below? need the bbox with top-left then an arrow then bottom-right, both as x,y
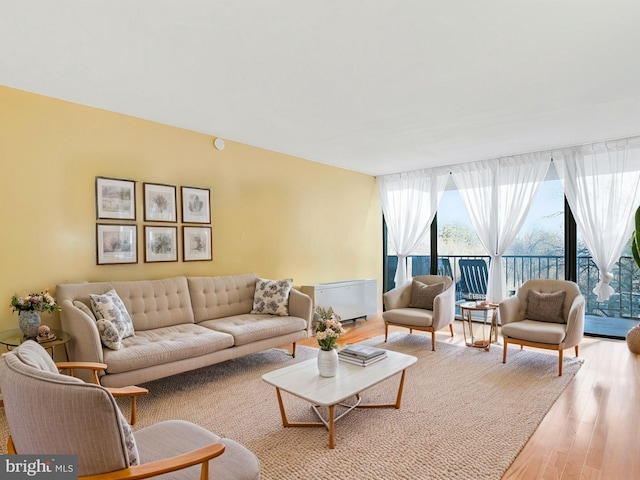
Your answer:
3,1 -> 640,176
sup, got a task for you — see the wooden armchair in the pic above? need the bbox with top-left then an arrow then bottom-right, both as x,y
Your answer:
55,360 -> 148,424
499,279 -> 585,376
1,340 -> 261,480
382,275 -> 456,351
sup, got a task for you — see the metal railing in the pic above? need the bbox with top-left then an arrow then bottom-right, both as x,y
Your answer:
386,254 -> 640,319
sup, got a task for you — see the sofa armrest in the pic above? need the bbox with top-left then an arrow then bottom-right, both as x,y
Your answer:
289,288 -> 313,332
383,283 -> 412,311
59,298 -> 105,369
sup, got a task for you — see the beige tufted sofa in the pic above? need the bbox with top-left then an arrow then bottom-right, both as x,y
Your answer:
56,273 -> 312,387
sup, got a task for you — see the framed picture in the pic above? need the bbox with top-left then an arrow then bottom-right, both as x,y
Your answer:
96,224 -> 137,265
183,226 -> 212,262
144,226 -> 178,262
181,186 -> 211,224
144,183 -> 177,222
96,177 -> 136,220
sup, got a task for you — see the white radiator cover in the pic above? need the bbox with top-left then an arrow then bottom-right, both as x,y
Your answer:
301,279 -> 378,321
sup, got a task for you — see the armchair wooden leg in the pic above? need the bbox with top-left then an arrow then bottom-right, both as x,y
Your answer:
502,338 -> 508,364
449,324 -> 454,337
431,331 -> 436,352
384,324 -> 389,342
575,345 -> 579,357
106,386 -> 149,425
292,342 -> 296,358
558,349 -> 563,376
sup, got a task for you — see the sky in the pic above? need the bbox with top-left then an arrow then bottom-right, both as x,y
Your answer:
439,179 -> 564,235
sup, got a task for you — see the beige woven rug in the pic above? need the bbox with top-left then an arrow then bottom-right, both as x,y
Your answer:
0,334 -> 582,479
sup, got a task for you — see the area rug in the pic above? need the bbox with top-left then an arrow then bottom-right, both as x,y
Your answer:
0,334 -> 582,479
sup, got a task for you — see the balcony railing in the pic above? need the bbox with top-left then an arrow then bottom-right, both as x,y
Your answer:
385,254 -> 640,319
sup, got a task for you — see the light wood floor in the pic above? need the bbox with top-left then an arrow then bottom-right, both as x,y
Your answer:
297,316 -> 640,480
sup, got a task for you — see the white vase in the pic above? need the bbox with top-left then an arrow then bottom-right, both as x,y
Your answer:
18,310 -> 41,338
317,348 -> 339,377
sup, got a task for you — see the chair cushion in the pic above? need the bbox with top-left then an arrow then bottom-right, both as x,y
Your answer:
134,420 -> 260,480
502,319 -> 567,344
250,278 -> 292,316
383,308 -> 434,327
526,290 -> 566,323
409,280 -> 444,310
90,289 -> 135,350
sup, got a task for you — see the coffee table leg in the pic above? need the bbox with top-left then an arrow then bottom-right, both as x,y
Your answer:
394,370 -> 407,408
275,388 -> 291,427
328,404 -> 335,449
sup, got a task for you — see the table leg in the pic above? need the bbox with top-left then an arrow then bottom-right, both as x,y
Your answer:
354,369 -> 408,409
276,387 -> 290,427
328,405 -> 335,449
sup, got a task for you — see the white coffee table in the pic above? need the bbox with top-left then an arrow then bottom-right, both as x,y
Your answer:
262,349 -> 417,448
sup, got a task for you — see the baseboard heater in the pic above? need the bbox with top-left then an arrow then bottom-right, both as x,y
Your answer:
301,279 -> 377,321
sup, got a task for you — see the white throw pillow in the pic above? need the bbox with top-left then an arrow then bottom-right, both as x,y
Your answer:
251,278 -> 293,316
90,289 -> 135,350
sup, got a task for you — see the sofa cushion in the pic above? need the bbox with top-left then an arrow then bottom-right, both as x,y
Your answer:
73,300 -> 96,320
90,289 -> 135,336
409,280 -> 445,310
526,290 -> 566,323
251,278 -> 292,316
90,289 -> 135,350
102,324 -> 234,374
111,277 -> 195,331
200,314 -> 307,346
96,319 -> 125,350
188,274 -> 257,322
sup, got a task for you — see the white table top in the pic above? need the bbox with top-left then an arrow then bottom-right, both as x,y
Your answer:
262,349 -> 417,407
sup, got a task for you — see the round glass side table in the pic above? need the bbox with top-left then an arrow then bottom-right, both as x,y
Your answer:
459,302 -> 499,351
0,328 -> 71,361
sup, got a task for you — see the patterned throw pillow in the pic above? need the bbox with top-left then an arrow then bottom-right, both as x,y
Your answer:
525,290 -> 566,323
96,319 -> 124,350
251,278 -> 293,316
90,289 -> 135,350
118,413 -> 139,466
409,280 -> 445,310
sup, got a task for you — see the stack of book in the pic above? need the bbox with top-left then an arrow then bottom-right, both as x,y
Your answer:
338,344 -> 387,366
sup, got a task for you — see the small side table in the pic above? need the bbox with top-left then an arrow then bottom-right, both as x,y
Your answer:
459,302 -> 499,351
0,328 -> 72,361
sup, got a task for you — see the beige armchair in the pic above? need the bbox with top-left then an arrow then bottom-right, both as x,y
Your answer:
382,275 -> 456,351
499,279 -> 585,376
0,340 -> 261,480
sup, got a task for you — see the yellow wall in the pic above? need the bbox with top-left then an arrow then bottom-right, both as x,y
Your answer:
0,86 -> 382,331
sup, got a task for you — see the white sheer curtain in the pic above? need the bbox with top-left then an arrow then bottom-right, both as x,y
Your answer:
554,137 -> 640,301
451,154 -> 550,302
377,169 -> 449,287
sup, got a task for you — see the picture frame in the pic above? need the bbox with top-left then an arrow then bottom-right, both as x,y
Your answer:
181,186 -> 211,224
144,226 -> 178,263
144,183 -> 177,222
96,176 -> 136,220
183,226 -> 212,262
96,224 -> 138,265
